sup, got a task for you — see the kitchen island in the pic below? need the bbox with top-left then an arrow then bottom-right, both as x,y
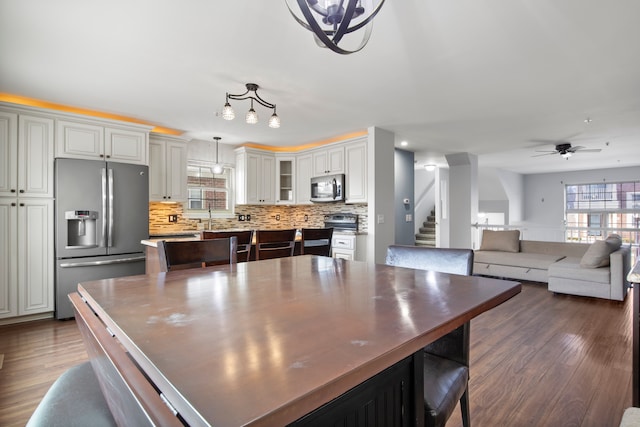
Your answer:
142,229 -> 364,271
70,255 -> 520,426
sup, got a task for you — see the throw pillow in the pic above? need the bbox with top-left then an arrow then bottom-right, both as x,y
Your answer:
580,241 -> 611,268
479,229 -> 520,253
605,234 -> 623,251
580,234 -> 622,269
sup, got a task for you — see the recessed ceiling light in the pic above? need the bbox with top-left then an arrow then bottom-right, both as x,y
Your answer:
400,141 -> 408,147
424,164 -> 436,171
584,117 -> 592,123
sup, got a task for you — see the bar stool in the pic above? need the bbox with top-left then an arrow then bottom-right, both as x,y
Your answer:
203,230 -> 253,262
157,237 -> 237,271
385,245 -> 474,427
255,229 -> 297,260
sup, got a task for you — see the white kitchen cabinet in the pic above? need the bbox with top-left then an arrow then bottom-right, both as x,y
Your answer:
236,148 -> 275,205
0,198 -> 54,319
56,119 -> 148,165
345,138 -> 367,203
332,233 -> 367,262
275,155 -> 295,205
312,145 -> 344,176
0,107 -> 55,321
295,153 -> 313,205
149,135 -> 188,202
332,234 -> 356,260
1,111 -> 55,198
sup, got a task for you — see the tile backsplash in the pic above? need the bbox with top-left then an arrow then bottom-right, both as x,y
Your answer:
149,202 -> 368,236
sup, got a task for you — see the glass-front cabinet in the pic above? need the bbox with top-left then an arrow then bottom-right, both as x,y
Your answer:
276,155 -> 295,204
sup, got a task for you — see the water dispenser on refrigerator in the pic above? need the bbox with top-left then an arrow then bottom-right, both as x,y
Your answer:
64,210 -> 98,249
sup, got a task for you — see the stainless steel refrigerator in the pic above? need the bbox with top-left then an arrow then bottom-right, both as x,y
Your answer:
54,158 -> 149,319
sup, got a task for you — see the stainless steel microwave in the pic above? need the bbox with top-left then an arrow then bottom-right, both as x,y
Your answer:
310,174 -> 345,202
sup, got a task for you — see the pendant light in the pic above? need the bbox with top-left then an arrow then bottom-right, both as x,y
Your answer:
211,137 -> 223,175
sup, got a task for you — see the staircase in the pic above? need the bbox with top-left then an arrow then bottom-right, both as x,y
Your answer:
415,210 -> 436,247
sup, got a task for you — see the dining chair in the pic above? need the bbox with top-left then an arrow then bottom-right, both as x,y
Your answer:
26,361 -> 116,427
203,230 -> 253,262
300,227 -> 334,257
254,229 -> 297,260
157,237 -> 237,272
385,245 -> 474,427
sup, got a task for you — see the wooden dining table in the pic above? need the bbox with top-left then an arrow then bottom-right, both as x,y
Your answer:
70,255 -> 521,427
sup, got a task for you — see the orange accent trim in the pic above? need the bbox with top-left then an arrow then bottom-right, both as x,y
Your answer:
242,130 -> 368,152
0,93 -> 184,136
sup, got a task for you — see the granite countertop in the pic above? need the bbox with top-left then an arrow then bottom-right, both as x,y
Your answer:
141,236 -> 201,248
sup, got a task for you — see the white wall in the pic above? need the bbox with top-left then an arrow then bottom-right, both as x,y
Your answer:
367,127 -> 395,264
520,165 -> 640,241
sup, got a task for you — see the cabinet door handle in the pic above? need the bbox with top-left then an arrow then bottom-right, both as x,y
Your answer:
19,203 -> 25,207
19,189 -> 25,193
11,202 -> 16,207
10,189 -> 16,193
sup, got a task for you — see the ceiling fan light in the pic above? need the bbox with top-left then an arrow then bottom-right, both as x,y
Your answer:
269,112 -> 280,129
222,102 -> 235,120
561,152 -> 572,159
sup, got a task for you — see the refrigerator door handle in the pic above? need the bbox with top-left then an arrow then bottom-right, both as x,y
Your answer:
108,168 -> 114,248
101,168 -> 107,248
59,255 -> 146,268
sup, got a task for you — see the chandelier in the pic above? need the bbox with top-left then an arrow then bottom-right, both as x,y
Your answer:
285,0 -> 386,55
222,83 -> 280,128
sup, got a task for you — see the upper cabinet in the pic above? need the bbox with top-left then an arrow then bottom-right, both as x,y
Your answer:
312,145 -> 344,176
56,119 -> 148,165
275,155 -> 295,205
1,110 -> 55,198
345,138 -> 367,204
236,147 -> 275,205
295,153 -> 313,205
149,135 -> 188,202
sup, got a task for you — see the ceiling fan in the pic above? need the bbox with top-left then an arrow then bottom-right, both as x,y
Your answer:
532,142 -> 602,159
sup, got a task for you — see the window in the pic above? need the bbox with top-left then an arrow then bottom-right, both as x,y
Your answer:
565,181 -> 640,245
186,161 -> 233,217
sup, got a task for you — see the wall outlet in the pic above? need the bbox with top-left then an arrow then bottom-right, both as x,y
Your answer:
168,214 -> 178,223
304,214 -> 309,222
246,214 -> 251,221
405,214 -> 412,222
238,214 -> 245,221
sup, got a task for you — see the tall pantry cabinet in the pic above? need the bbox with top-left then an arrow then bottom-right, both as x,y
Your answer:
0,108 -> 55,320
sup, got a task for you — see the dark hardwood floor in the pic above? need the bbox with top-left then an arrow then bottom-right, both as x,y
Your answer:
0,283 -> 633,427
0,319 -> 88,427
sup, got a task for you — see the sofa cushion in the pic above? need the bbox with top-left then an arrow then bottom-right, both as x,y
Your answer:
550,257 -> 611,284
580,234 -> 622,268
475,251 -> 565,270
479,230 -> 520,253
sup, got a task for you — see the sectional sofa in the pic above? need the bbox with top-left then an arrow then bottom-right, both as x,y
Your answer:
473,230 -> 631,301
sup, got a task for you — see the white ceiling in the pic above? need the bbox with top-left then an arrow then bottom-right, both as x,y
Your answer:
2,0 -> 640,174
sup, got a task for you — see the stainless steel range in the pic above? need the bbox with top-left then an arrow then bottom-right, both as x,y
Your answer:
324,213 -> 358,233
